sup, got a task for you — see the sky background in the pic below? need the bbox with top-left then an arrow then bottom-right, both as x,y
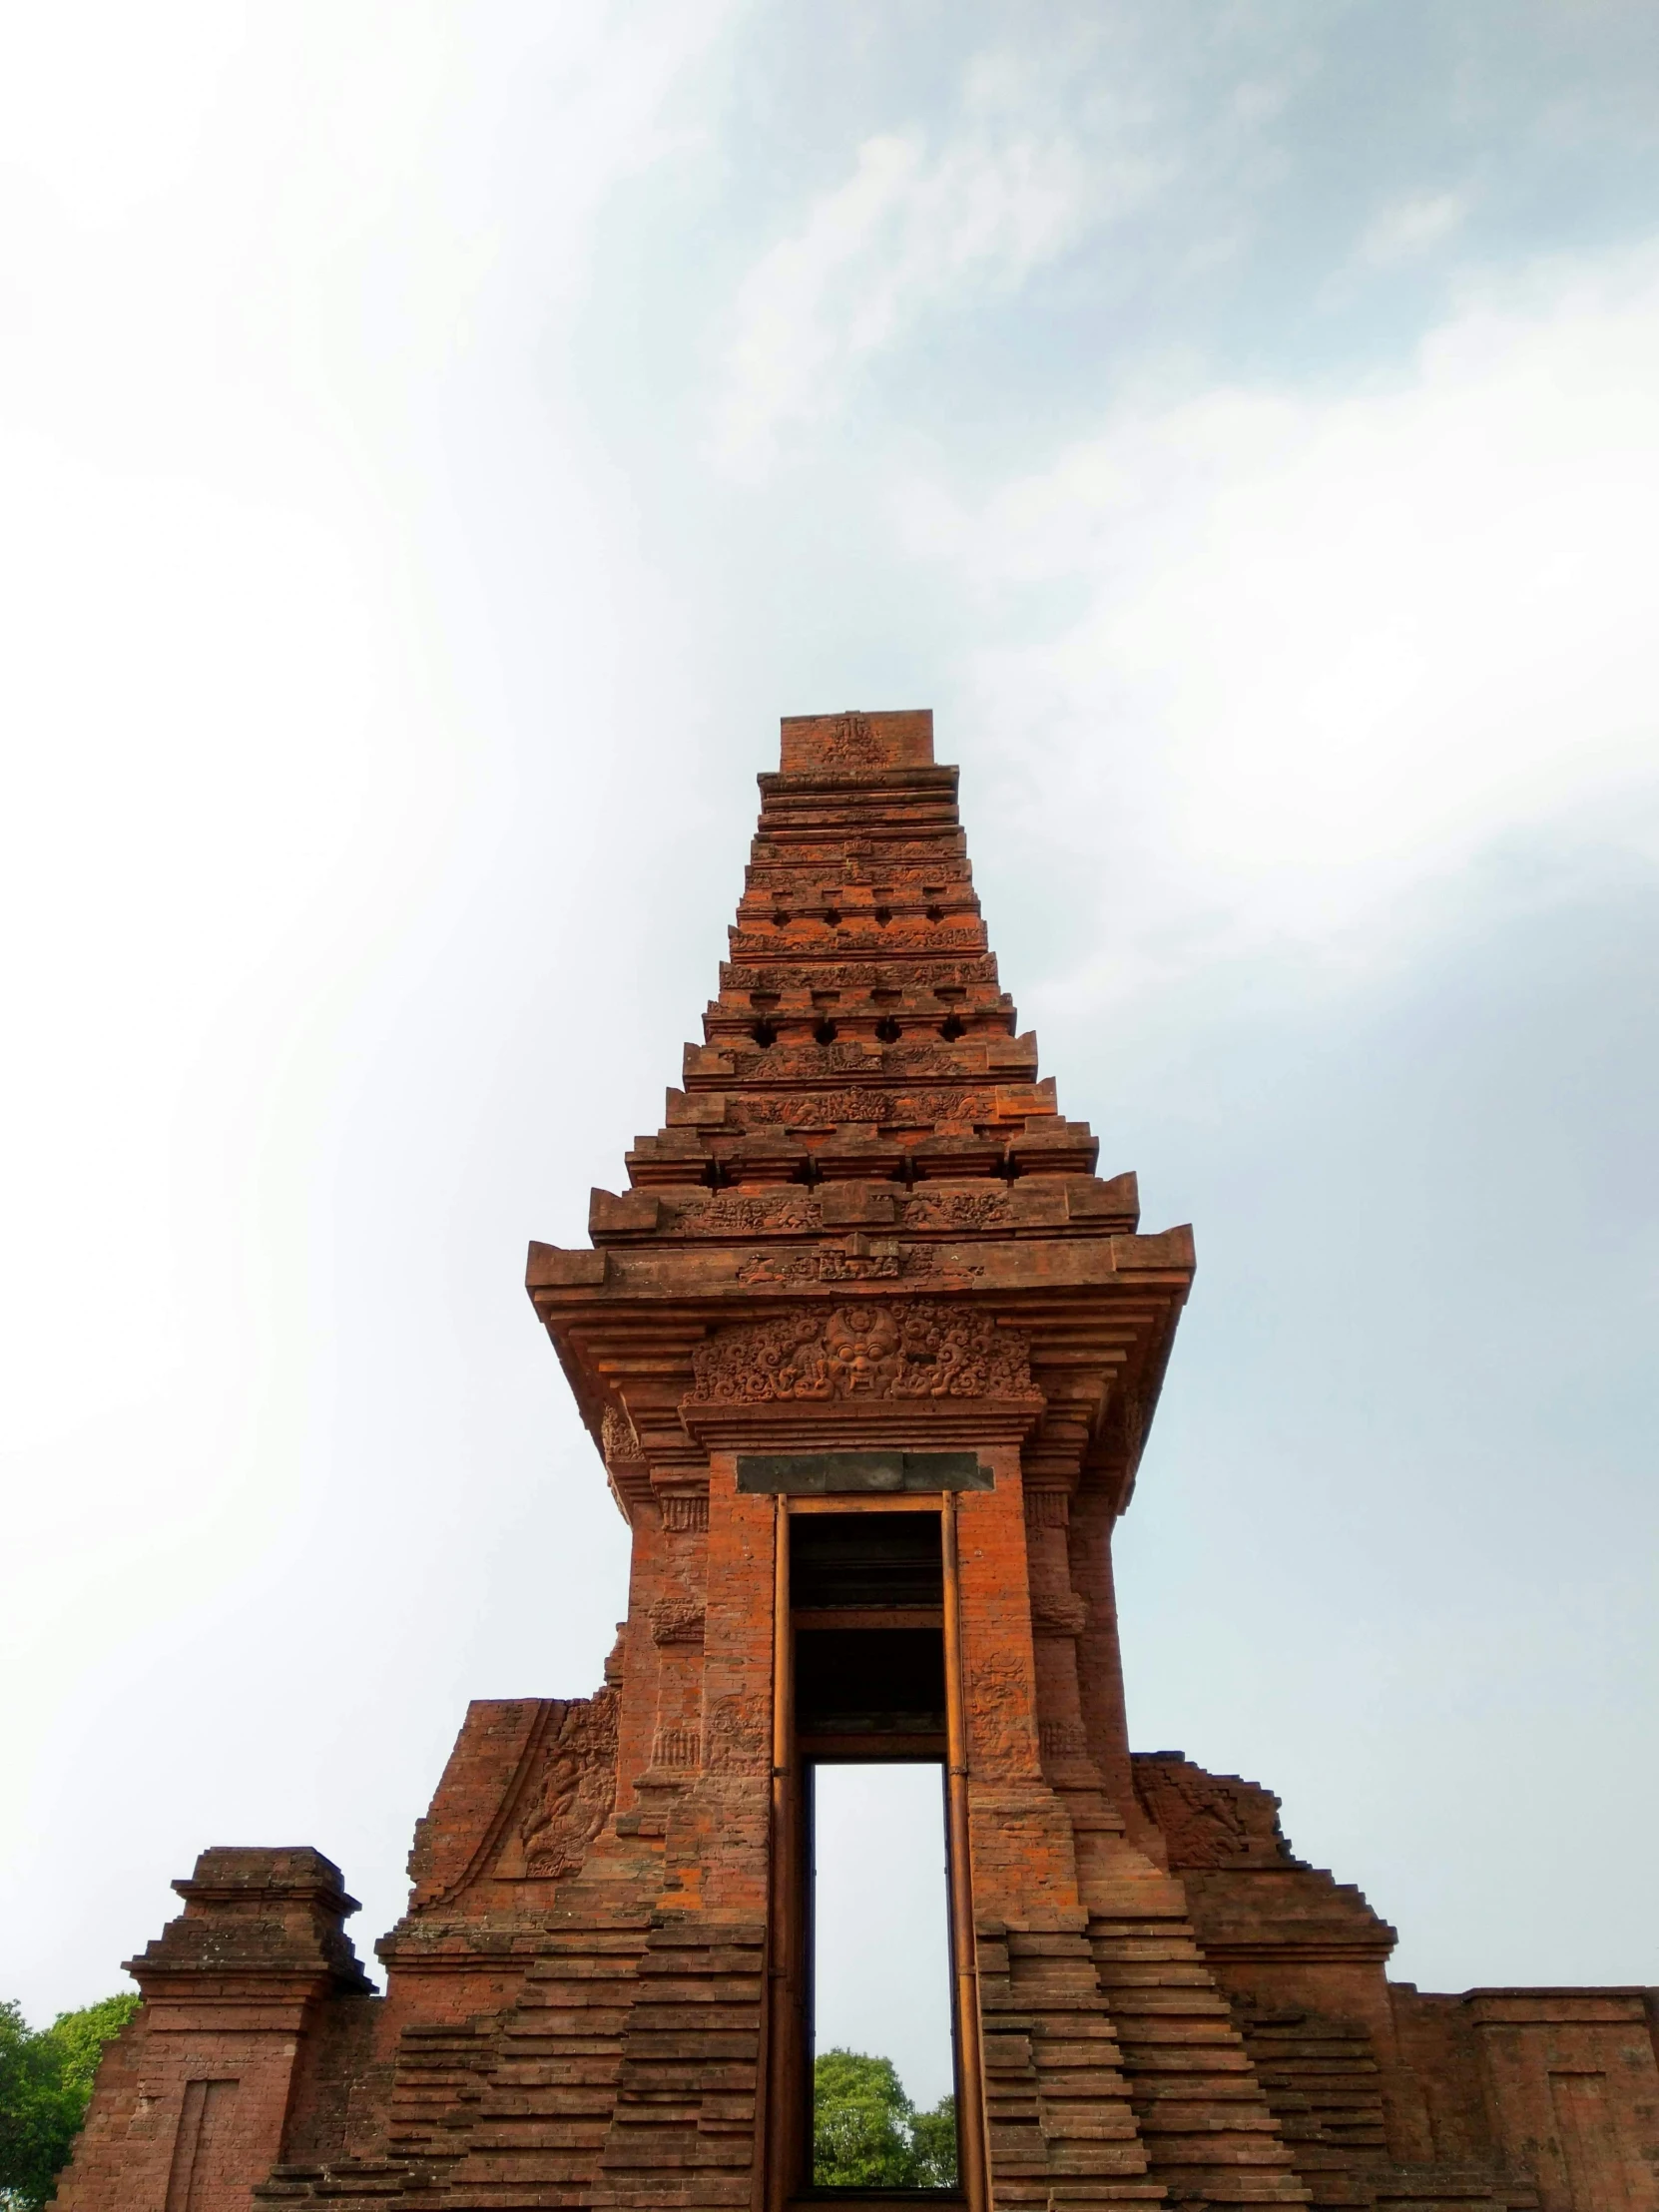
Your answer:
814,1765 -> 955,2108
3,1 -> 1657,2048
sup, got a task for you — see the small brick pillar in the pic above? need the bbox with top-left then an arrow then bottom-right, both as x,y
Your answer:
54,1846 -> 372,2212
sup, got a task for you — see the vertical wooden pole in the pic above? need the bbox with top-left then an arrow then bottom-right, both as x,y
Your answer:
942,1491 -> 990,2212
765,1493 -> 795,2212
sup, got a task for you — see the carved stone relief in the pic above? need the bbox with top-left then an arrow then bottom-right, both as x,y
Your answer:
747,862 -> 970,899
964,1649 -> 1037,1773
1131,1754 -> 1300,1871
601,1402 -> 643,1463
686,1300 -> 1034,1405
728,924 -> 986,956
1038,1719 -> 1089,1760
649,1599 -> 706,1646
821,710 -> 883,767
722,957 -> 999,992
730,1043 -> 881,1080
660,1493 -> 709,1534
902,1188 -> 1013,1230
705,1692 -> 769,1774
731,1088 -> 1000,1129
1030,1593 -> 1090,1637
515,1692 -> 619,1880
651,1727 -> 702,1770
670,1193 -> 822,1236
733,1243 -> 984,1290
879,1044 -> 990,1077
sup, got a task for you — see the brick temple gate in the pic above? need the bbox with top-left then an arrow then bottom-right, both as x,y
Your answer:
58,712 -> 1659,2212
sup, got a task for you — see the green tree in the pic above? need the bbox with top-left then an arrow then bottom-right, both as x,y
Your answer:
908,2091 -> 957,2186
0,1992 -> 139,2210
812,2048 -> 956,2188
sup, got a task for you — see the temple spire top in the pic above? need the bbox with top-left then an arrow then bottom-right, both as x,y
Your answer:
779,708 -> 935,774
609,709 -> 1108,1201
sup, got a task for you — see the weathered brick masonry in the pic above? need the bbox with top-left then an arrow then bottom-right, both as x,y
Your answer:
59,711 -> 1658,2212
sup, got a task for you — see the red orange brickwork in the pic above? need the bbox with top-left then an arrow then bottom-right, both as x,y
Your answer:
58,712 -> 1659,2211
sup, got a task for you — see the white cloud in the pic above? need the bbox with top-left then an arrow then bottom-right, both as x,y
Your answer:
5,0 -> 1656,2036
0,0 -> 734,2022
1359,188 -> 1471,266
902,244 -> 1659,1000
713,62 -> 1163,469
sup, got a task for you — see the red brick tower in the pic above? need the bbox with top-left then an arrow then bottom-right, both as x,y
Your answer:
58,712 -> 1659,2212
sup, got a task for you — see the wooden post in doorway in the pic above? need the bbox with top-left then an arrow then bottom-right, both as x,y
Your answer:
941,1491 -> 990,2212
765,1493 -> 796,2212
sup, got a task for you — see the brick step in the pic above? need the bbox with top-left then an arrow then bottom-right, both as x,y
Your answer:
1088,1915 -> 1310,2208
254,2160 -> 426,2202
410,1926 -> 661,2203
1367,2169 -> 1539,2212
580,1925 -> 765,2199
1225,1995 -> 1392,2201
981,1928 -> 1156,2202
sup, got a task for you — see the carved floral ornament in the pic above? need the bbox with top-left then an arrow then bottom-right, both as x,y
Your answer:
601,1402 -> 643,1463
516,1694 -> 619,1881
822,710 -> 882,766
684,1298 -> 1035,1405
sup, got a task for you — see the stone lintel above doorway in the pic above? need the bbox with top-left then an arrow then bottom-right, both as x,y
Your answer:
736,1449 -> 991,1494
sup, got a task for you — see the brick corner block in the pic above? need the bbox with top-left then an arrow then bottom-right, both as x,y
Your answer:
55,1846 -> 375,2212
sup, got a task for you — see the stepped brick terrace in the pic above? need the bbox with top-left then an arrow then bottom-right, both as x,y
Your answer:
59,710 -> 1659,2212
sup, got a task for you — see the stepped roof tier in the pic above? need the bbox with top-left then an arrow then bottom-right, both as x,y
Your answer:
529,707 -> 1195,1521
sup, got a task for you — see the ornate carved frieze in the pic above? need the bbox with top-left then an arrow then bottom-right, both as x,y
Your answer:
728,1043 -> 883,1080
732,1242 -> 983,1290
669,1192 -> 823,1236
721,957 -> 1000,992
902,1188 -> 1012,1230
743,863 -> 970,898
731,1087 -> 1001,1128
685,1300 -> 1034,1405
721,1041 -> 996,1085
880,1043 -> 991,1076
749,840 -> 968,867
728,923 -> 987,956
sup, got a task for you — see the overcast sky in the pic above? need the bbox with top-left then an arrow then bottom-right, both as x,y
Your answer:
3,1 -> 1656,2041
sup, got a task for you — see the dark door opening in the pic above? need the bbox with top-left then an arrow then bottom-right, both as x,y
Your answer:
793,1509 -> 947,1756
